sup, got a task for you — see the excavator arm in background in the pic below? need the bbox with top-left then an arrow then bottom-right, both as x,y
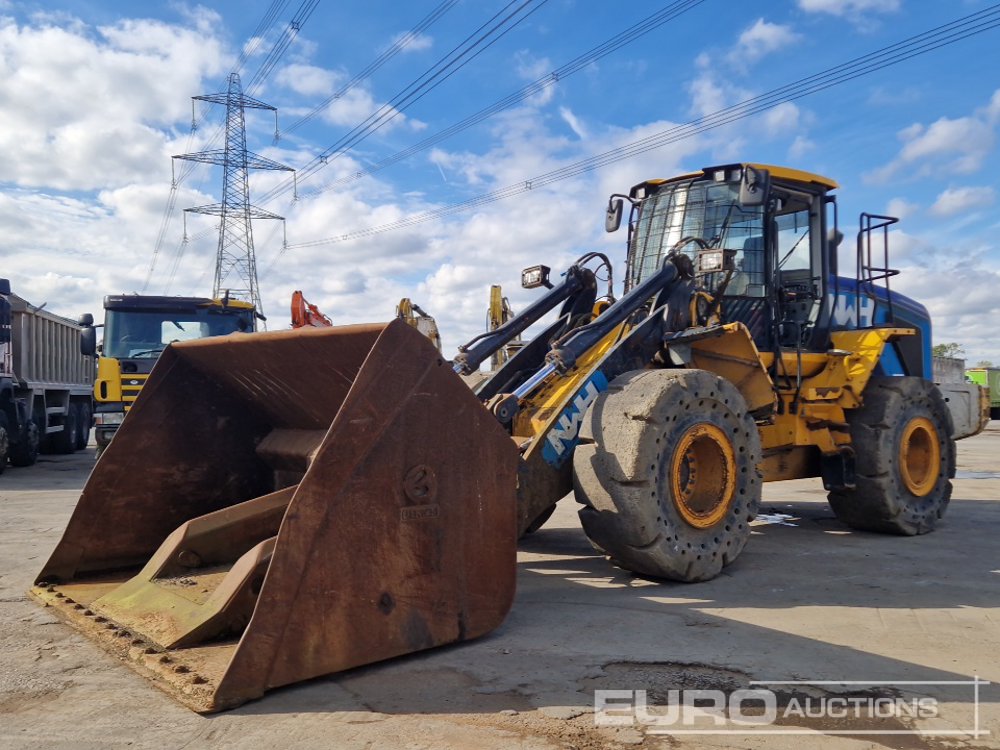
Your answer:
290,291 -> 332,328
397,298 -> 442,352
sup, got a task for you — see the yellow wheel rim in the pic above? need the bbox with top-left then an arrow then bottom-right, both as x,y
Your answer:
899,416 -> 940,496
670,423 -> 736,529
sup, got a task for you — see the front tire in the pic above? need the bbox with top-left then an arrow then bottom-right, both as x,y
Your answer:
75,402 -> 91,451
828,377 -> 954,535
10,419 -> 39,467
573,369 -> 761,582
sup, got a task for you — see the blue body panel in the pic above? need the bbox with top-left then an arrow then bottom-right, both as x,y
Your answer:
541,370 -> 609,468
829,276 -> 932,377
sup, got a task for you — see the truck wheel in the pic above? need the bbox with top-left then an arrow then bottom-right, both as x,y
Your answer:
0,412 -> 9,474
574,369 -> 761,582
10,419 -> 39,467
51,404 -> 78,454
828,377 -> 954,535
75,402 -> 92,450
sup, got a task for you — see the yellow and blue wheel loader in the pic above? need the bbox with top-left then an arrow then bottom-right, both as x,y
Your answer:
31,164 -> 988,711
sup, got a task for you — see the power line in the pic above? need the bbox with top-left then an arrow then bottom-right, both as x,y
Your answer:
256,0 -> 551,206
302,0 -> 707,200
245,0 -> 322,93
282,0 -> 461,135
273,4 -> 1000,258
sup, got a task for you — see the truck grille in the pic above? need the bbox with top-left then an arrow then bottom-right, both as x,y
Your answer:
122,374 -> 149,411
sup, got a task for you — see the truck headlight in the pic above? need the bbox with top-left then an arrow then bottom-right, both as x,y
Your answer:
95,412 -> 125,426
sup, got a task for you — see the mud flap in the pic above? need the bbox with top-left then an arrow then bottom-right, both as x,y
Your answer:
31,320 -> 518,712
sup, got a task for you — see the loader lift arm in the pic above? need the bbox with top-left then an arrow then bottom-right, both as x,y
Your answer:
452,253 -> 611,377
504,250 -> 693,409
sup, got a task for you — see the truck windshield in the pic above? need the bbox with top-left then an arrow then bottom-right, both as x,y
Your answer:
103,308 -> 251,359
629,180 -> 765,296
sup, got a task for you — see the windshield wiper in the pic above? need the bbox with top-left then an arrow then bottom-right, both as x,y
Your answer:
128,347 -> 165,358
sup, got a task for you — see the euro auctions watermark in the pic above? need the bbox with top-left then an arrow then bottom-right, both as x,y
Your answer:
595,678 -> 990,737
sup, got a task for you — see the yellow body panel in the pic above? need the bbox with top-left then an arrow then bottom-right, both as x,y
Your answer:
95,356 -> 123,403
94,357 -> 149,411
633,163 -> 838,197
513,322 -> 628,440
685,323 -> 775,414
757,328 -> 914,479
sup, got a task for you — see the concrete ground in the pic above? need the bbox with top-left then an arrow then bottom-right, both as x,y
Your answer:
1,427 -> 998,750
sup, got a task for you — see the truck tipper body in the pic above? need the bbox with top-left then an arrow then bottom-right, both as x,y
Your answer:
0,279 -> 95,470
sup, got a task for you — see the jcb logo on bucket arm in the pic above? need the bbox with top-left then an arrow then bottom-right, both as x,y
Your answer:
542,372 -> 608,467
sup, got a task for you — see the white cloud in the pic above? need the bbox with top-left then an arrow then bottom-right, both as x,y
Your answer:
929,186 -> 995,217
866,89 -> 1000,184
873,230 -> 1000,365
275,63 -> 335,97
390,31 -> 432,53
513,51 -> 556,106
559,107 -> 588,140
789,135 -> 815,159
798,0 -> 899,29
0,16 -> 228,190
885,197 -> 918,220
729,18 -> 801,66
798,0 -> 900,15
687,73 -> 728,118
763,101 -> 802,132
799,0 -> 900,16
317,82 -> 405,130
867,85 -> 922,107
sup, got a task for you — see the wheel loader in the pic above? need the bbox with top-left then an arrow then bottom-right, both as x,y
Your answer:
31,163 -> 988,712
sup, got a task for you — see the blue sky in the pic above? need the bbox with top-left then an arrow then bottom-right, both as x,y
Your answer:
1,0 -> 999,363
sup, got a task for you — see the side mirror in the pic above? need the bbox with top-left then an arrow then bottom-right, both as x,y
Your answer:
78,312 -> 94,327
0,278 -> 10,295
521,265 -> 552,290
739,165 -> 771,207
80,326 -> 97,357
605,197 -> 623,233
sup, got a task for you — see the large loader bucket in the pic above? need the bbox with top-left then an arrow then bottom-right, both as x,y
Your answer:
30,320 -> 518,712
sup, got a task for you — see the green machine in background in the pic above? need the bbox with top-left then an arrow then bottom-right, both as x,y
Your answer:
966,367 -> 1000,420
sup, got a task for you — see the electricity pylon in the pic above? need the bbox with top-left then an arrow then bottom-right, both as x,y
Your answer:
175,73 -> 293,317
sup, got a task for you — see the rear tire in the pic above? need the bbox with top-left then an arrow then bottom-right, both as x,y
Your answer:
10,419 -> 39,467
828,377 -> 954,535
573,369 -> 761,582
51,404 -> 78,454
0,412 -> 10,474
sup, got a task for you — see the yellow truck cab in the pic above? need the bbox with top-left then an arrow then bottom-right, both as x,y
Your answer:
81,294 -> 256,453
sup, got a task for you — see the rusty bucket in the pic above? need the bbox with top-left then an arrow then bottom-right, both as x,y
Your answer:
31,320 -> 518,712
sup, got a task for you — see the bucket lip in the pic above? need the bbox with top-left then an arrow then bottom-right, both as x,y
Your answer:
28,583 -> 231,713
169,320 -> 393,351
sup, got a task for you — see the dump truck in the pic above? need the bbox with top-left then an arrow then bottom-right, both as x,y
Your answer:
31,164 -> 988,712
0,278 -> 94,471
81,294 -> 257,453
966,367 -> 1000,419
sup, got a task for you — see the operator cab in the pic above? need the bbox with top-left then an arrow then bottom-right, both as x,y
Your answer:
617,163 -> 838,354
